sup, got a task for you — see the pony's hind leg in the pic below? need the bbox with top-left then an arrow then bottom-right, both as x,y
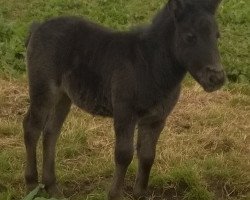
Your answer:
23,86 -> 55,192
42,93 -> 71,197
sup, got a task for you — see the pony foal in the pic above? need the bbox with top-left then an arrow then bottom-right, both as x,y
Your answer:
23,0 -> 225,199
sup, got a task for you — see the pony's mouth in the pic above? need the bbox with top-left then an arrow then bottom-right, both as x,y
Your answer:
202,82 -> 224,92
190,68 -> 226,93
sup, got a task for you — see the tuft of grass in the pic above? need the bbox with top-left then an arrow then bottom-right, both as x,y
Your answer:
150,165 -> 213,200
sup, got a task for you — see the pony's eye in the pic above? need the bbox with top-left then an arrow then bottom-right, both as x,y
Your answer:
185,33 -> 197,44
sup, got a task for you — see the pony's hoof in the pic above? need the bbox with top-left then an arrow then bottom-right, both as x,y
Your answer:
46,184 -> 64,199
133,188 -> 147,200
108,190 -> 121,200
26,182 -> 39,194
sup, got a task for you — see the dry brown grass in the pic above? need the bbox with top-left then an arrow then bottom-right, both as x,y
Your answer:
0,77 -> 249,200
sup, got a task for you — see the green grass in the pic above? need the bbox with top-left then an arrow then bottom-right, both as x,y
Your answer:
0,0 -> 249,82
218,0 -> 250,82
0,0 -> 250,200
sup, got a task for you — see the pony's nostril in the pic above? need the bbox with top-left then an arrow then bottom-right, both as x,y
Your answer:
209,72 -> 225,85
209,75 -> 218,84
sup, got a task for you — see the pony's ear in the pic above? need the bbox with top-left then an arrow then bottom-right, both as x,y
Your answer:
168,0 -> 185,20
209,0 -> 222,14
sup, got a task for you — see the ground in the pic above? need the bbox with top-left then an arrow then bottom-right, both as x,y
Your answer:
0,76 -> 249,200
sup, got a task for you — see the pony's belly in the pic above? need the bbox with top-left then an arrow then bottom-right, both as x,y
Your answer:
76,100 -> 113,117
62,73 -> 113,117
69,91 -> 113,117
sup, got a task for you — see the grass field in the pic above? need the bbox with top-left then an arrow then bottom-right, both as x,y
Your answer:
0,0 -> 249,200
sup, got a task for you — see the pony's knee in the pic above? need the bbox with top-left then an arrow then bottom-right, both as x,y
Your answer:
115,146 -> 134,167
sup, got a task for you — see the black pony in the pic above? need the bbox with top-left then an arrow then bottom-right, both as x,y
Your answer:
23,0 -> 225,199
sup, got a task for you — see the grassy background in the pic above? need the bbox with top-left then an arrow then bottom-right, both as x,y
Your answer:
0,0 -> 249,200
0,0 -> 249,82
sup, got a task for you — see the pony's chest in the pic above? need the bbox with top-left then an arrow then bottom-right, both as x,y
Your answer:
137,86 -> 181,122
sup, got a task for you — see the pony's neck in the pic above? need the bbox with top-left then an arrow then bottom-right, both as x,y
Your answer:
139,5 -> 187,93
